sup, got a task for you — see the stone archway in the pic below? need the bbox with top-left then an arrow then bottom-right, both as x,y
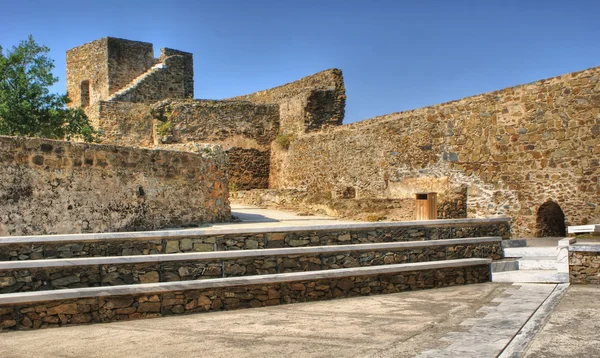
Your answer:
536,201 -> 566,237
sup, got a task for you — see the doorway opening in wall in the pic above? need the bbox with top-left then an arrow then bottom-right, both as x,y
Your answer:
536,201 -> 566,237
81,80 -> 90,108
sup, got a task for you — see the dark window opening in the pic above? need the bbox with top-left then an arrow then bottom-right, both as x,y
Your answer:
536,201 -> 566,237
81,80 -> 90,108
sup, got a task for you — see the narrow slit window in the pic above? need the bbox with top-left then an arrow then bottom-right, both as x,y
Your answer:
80,80 -> 90,107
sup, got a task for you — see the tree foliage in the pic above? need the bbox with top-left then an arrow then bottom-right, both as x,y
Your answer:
0,35 -> 95,141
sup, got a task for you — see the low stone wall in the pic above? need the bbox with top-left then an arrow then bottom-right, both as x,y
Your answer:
0,261 -> 490,330
227,148 -> 270,190
0,218 -> 510,261
232,188 -> 467,221
0,136 -> 231,236
0,239 -> 501,293
569,246 -> 600,284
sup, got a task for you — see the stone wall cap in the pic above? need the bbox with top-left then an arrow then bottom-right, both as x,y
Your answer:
0,237 -> 501,270
0,217 -> 510,245
568,244 -> 600,252
0,258 -> 491,306
567,224 -> 600,234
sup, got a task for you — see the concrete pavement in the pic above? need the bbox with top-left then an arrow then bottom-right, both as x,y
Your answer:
525,285 -> 600,358
1,283 -> 511,358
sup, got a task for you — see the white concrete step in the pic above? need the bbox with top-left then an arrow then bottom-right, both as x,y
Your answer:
491,259 -> 519,273
491,269 -> 565,284
518,257 -> 558,270
504,247 -> 557,258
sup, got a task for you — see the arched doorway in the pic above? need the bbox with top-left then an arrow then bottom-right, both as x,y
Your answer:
536,201 -> 566,237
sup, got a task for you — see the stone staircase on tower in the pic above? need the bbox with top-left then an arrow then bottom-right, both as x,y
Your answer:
106,62 -> 167,102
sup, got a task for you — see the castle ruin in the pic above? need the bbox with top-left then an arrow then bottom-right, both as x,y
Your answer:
66,37 -> 600,238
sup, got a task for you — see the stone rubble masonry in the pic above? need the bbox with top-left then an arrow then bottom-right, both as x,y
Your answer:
569,247 -> 600,284
227,68 -> 346,134
232,187 -> 467,221
269,66 -> 600,237
66,37 -> 192,116
94,99 -> 280,190
0,264 -> 490,331
0,135 -> 231,236
0,240 -> 502,293
0,219 -> 510,261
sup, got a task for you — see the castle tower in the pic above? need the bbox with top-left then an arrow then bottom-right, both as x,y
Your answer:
66,37 -> 193,111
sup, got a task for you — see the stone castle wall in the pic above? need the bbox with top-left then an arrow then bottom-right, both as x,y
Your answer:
160,48 -> 194,98
95,99 -> 280,190
0,136 -> 231,236
228,68 -> 346,134
271,66 -> 600,237
66,38 -> 110,109
108,55 -> 189,103
105,38 -> 156,95
94,101 -> 155,147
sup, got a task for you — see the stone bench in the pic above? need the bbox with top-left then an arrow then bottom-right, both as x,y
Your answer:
0,217 -> 510,261
0,258 -> 491,331
0,237 -> 502,293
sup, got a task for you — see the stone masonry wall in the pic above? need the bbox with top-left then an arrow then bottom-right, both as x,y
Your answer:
0,241 -> 501,293
108,55 -> 187,103
153,99 -> 279,189
0,264 -> 489,330
0,220 -> 510,261
106,38 -> 156,95
151,100 -> 279,148
228,68 -> 346,134
159,48 -> 194,99
66,38 -> 109,110
272,66 -> 600,237
0,136 -> 231,236
94,101 -> 155,147
569,250 -> 600,284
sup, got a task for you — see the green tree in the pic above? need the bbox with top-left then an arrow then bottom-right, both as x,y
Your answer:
0,35 -> 95,142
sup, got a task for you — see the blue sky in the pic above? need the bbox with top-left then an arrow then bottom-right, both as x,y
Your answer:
2,0 -> 599,123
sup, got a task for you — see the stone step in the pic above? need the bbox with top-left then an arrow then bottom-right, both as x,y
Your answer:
504,247 -> 557,258
0,258 -> 492,331
491,259 -> 519,272
518,257 -> 558,270
491,269 -> 566,284
0,237 -> 503,293
0,217 -> 509,261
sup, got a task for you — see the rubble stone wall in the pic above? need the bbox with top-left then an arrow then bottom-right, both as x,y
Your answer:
66,38 -> 110,109
272,66 -> 600,236
0,264 -> 490,330
228,68 -> 346,134
0,136 -> 230,236
0,241 -> 501,293
0,220 -> 510,261
105,38 -> 156,95
569,249 -> 600,284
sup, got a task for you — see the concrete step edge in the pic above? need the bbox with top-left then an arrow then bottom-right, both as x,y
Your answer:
0,258 -> 491,305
